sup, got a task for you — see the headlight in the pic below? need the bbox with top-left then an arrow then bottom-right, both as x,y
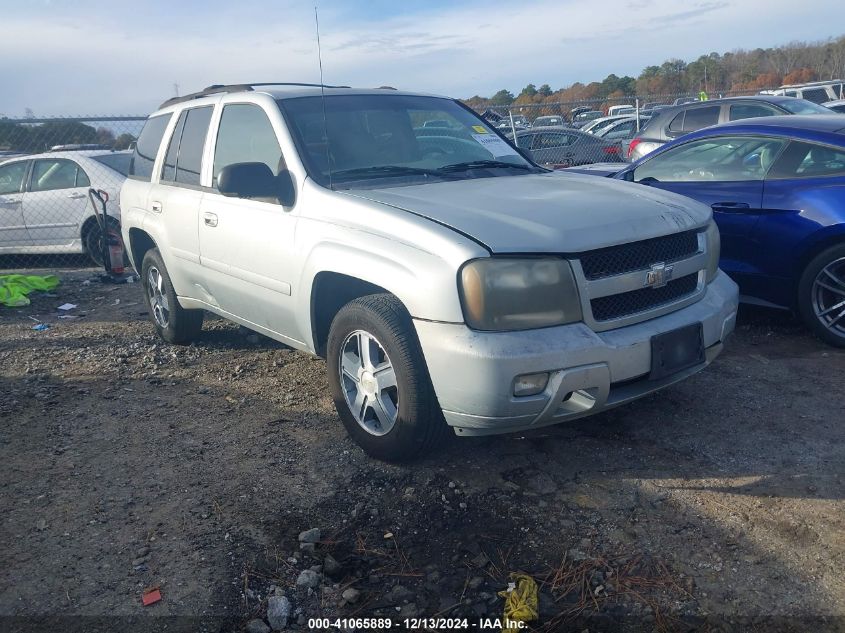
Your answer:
705,221 -> 721,283
459,258 -> 582,331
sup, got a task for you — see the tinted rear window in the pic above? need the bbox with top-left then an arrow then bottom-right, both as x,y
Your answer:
130,114 -> 172,181
801,88 -> 830,104
92,153 -> 131,176
175,107 -> 212,186
779,99 -> 835,115
682,106 -> 720,131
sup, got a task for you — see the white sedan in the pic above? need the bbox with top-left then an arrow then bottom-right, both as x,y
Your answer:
0,150 -> 130,263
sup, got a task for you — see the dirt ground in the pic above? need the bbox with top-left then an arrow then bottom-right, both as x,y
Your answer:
1,265 -> 844,633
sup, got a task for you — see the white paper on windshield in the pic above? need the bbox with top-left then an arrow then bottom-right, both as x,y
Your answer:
471,134 -> 519,157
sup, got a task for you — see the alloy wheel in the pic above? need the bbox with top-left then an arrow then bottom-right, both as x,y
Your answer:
811,256 -> 845,338
338,330 -> 399,436
146,266 -> 170,328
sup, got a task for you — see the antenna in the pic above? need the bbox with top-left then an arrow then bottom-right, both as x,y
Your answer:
315,6 -> 332,189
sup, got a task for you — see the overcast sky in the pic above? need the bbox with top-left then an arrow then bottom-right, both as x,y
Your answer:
0,0 -> 842,116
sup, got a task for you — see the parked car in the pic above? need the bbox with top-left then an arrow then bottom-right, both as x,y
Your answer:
607,105 -> 635,117
570,106 -> 593,119
531,115 -> 565,127
673,97 -> 698,106
0,150 -> 130,263
823,99 -> 845,114
593,116 -> 651,157
0,150 -> 26,164
627,95 -> 836,161
120,82 -> 737,460
593,116 -> 650,141
571,111 -> 604,129
511,126 -> 624,166
581,114 -> 643,136
570,115 -> 845,346
768,79 -> 844,104
640,104 -> 671,118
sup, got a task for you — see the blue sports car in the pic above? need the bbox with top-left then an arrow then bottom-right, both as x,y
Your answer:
570,115 -> 845,346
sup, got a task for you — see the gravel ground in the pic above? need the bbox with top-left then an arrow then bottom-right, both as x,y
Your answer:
1,266 -> 844,633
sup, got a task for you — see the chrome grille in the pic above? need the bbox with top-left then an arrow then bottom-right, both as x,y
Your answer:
580,230 -> 699,280
591,273 -> 699,322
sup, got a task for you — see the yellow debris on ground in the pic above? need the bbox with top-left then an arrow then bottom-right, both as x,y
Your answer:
498,572 -> 539,631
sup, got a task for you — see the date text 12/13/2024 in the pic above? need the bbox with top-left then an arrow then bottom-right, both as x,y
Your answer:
307,618 -> 528,629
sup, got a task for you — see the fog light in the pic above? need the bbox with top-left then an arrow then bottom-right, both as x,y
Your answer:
513,372 -> 549,397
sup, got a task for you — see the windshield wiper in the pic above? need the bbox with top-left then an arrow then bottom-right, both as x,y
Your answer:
437,160 -> 534,173
332,165 -> 456,181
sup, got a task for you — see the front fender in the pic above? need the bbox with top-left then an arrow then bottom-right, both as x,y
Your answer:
295,231 -> 467,351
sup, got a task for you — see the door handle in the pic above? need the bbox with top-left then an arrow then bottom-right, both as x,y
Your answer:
151,201 -> 162,213
711,201 -> 751,213
67,192 -> 87,199
203,212 -> 218,227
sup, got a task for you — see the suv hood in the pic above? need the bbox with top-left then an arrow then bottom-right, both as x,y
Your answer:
342,172 -> 710,253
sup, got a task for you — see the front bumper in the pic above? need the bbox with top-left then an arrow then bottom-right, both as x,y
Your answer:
414,271 -> 738,436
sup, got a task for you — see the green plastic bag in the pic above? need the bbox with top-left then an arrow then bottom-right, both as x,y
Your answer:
0,274 -> 60,307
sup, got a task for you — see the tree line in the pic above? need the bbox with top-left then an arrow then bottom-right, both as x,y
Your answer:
0,120 -> 136,153
465,34 -> 845,109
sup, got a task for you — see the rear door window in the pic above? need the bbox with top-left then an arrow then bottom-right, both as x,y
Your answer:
30,159 -> 89,191
174,107 -> 213,186
682,106 -> 720,132
130,113 -> 172,181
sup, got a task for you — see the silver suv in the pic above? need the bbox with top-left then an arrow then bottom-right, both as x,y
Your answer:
121,83 -> 738,460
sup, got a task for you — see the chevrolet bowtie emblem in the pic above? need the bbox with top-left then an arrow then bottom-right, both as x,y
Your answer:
645,262 -> 673,288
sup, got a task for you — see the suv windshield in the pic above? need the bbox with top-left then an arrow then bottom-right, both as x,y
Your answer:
278,94 -> 538,189
779,99 -> 835,115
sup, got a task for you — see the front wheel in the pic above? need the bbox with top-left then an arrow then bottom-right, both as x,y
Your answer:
141,248 -> 204,345
326,294 -> 447,461
797,244 -> 845,348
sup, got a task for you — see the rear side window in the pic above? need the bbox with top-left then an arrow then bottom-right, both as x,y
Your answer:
130,113 -> 172,181
729,103 -> 779,121
682,106 -> 720,131
768,141 -> 845,179
161,111 -> 187,182
212,104 -> 283,188
801,88 -> 830,104
515,134 -> 534,149
668,112 -> 685,133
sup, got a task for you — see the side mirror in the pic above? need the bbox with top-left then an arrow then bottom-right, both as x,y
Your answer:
623,169 -> 635,182
217,162 -> 296,207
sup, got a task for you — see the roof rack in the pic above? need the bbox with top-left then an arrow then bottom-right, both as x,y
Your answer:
158,82 -> 352,109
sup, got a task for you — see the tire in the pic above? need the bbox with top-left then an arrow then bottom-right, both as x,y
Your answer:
326,293 -> 448,461
140,248 -> 204,345
83,217 -> 129,268
797,243 -> 845,348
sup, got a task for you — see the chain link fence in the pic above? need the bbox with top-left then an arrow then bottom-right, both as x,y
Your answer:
0,116 -> 146,276
473,89 -> 764,168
